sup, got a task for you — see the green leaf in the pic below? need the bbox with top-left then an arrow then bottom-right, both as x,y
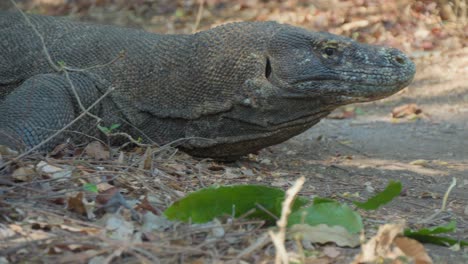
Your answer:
83,183 -> 98,193
412,221 -> 456,235
164,185 -> 308,224
313,197 -> 336,204
354,107 -> 365,116
353,180 -> 402,210
110,124 -> 121,130
57,60 -> 66,67
174,8 -> 185,18
288,200 -> 363,234
97,124 -> 110,134
404,221 -> 468,246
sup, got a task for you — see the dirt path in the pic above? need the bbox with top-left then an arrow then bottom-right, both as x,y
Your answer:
259,48 -> 468,263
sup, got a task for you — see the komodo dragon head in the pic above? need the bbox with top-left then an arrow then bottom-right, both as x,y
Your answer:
264,26 -> 415,103
181,22 -> 415,159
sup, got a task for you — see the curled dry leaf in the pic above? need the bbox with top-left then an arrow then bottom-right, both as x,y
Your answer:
67,192 -> 95,219
0,145 -> 19,156
139,147 -> 153,170
49,142 -> 71,158
12,165 -> 36,181
394,236 -> 433,264
36,161 -> 72,179
352,223 -> 432,264
392,103 -> 423,119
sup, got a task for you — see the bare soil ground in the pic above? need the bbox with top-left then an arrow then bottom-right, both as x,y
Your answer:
1,1 -> 467,263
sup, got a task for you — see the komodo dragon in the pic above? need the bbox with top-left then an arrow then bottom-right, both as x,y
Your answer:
0,12 -> 415,160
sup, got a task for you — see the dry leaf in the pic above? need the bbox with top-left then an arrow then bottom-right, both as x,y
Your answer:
139,147 -> 153,170
117,151 -> 125,164
291,224 -> 361,247
352,223 -> 433,264
84,141 -> 109,160
135,196 -> 160,215
67,192 -> 95,219
12,165 -> 35,181
394,237 -> 433,264
392,104 -> 422,118
0,145 -> 19,156
59,225 -> 101,235
96,187 -> 120,205
36,161 -> 72,179
49,142 -> 71,158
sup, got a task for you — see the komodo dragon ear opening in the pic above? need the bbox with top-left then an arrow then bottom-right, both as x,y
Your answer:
265,57 -> 272,79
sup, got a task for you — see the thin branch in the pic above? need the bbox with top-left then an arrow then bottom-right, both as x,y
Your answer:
192,0 -> 205,33
269,176 -> 305,264
9,0 -> 60,71
417,177 -> 457,224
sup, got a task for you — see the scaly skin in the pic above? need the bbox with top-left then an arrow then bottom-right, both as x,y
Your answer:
0,12 -> 415,159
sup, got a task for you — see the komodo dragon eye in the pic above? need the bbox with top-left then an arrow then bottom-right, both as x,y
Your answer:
324,47 -> 336,56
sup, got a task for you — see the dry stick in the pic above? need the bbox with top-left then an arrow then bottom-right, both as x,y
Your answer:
10,0 -> 60,71
63,70 -> 102,121
418,177 -> 457,224
230,233 -> 270,263
192,0 -> 205,33
269,176 -> 305,264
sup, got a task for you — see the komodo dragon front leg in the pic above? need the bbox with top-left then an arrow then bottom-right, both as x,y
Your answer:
0,73 -> 112,151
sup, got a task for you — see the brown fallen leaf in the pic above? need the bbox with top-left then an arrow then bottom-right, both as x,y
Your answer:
36,161 -> 72,179
392,103 -> 422,118
135,196 -> 160,215
352,223 -> 433,264
139,147 -> 153,170
49,142 -> 72,158
394,236 -> 433,264
12,165 -> 36,181
0,145 -> 19,156
84,141 -> 109,160
67,192 -> 95,219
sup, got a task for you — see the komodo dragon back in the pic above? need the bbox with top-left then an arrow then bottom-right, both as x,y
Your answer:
0,11 -> 415,160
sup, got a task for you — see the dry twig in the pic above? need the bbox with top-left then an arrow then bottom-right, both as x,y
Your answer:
269,176 -> 305,264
